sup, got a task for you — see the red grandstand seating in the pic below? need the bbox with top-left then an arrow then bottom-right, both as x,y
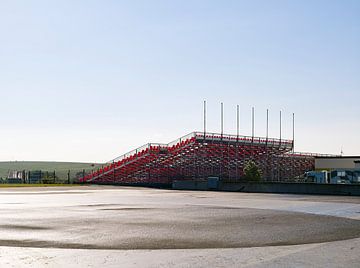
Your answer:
80,132 -> 315,184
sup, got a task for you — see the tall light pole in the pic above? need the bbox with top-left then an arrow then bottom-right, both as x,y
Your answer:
221,102 -> 224,138
251,107 -> 255,139
292,112 -> 295,153
236,105 -> 240,139
279,110 -> 282,142
266,109 -> 269,141
203,100 -> 206,139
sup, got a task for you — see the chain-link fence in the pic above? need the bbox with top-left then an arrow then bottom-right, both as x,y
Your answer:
0,163 -> 103,184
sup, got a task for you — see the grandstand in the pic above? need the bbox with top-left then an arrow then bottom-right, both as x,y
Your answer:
80,131 -> 317,184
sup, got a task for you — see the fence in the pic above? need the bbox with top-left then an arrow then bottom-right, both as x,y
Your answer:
2,168 -> 100,184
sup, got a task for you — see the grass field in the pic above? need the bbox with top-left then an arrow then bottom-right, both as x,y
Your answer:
0,161 -> 103,180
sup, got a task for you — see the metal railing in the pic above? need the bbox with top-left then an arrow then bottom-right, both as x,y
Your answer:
83,131 -> 299,182
168,132 -> 196,147
193,131 -> 293,147
108,131 -> 294,164
287,152 -> 340,157
108,143 -> 167,164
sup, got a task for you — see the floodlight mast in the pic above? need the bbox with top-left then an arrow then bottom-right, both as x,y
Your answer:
203,100 -> 206,139
279,110 -> 282,143
251,107 -> 255,142
221,102 -> 224,139
236,105 -> 240,139
200,102 -> 293,147
292,112 -> 295,153
266,109 -> 269,143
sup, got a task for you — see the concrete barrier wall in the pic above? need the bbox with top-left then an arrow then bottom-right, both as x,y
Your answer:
172,180 -> 360,196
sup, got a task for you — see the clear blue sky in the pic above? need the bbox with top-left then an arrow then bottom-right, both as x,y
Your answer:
0,0 -> 359,162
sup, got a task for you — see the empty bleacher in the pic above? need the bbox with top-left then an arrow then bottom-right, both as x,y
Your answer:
81,132 -> 315,184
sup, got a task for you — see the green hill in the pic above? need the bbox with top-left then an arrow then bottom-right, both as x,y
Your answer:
0,161 -> 104,181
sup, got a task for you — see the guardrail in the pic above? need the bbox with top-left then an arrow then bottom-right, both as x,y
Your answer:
108,143 -> 167,164
108,131 -> 295,164
287,152 -> 340,157
193,131 -> 293,148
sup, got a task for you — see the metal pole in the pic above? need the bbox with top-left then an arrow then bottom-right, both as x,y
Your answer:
292,112 -> 295,153
292,112 -> 295,180
113,160 -> 115,182
252,107 -> 255,138
221,102 -> 224,138
203,100 -> 206,139
265,109 -> 269,180
236,105 -> 239,179
279,110 -> 282,142
236,105 -> 239,139
266,109 -> 269,141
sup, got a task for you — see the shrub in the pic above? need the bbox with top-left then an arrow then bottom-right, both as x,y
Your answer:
243,160 -> 262,182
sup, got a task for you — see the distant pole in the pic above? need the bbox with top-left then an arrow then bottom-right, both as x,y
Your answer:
221,102 -> 224,138
67,170 -> 70,184
292,112 -> 295,153
113,160 -> 115,181
265,109 -> 269,179
236,104 -> 239,179
236,105 -> 239,139
252,107 -> 255,138
279,110 -> 282,142
203,100 -> 206,139
266,109 -> 269,141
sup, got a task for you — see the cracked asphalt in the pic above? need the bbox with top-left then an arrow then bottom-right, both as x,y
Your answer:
0,186 -> 359,267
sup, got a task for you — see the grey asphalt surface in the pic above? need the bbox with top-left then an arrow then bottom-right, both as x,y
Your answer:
0,186 -> 359,267
0,186 -> 360,250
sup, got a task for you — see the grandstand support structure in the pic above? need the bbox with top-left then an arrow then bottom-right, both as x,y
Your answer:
80,132 -> 321,185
